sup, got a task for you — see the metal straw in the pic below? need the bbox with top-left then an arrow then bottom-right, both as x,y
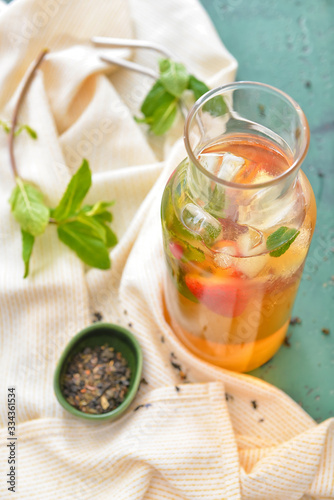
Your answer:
99,55 -> 159,80
91,37 -> 173,59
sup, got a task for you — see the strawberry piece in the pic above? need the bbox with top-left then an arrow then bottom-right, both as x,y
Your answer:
184,273 -> 249,317
169,241 -> 184,260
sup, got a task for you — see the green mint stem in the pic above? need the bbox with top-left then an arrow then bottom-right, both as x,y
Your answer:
9,49 -> 48,178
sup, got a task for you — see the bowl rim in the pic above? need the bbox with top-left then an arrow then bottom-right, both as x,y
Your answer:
53,322 -> 143,421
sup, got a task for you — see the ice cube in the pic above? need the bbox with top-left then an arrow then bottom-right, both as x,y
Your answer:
182,203 -> 222,246
237,227 -> 264,256
213,244 -> 236,269
198,153 -> 223,176
198,152 -> 246,182
218,153 -> 245,181
213,241 -> 269,277
213,226 -> 267,276
233,254 -> 270,278
238,175 -> 305,231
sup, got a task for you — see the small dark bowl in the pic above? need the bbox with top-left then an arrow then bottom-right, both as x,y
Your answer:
54,323 -> 143,421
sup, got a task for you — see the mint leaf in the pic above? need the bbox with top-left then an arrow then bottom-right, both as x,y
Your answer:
188,75 -> 227,116
21,230 -> 34,278
51,160 -> 117,269
203,95 -> 227,117
159,59 -> 189,97
150,99 -> 178,135
140,81 -> 170,117
104,225 -> 117,248
89,213 -> 117,248
136,80 -> 178,135
53,159 -> 91,221
182,244 -> 205,263
188,75 -> 210,100
169,231 -> 205,263
134,116 -> 153,125
84,201 -> 114,217
15,124 -> 38,139
57,220 -> 110,269
9,178 -> 49,236
182,205 -> 221,246
0,120 -> 11,133
177,272 -> 199,303
76,214 -> 107,243
205,185 -> 225,218
81,204 -> 113,223
266,226 -> 300,257
94,211 -> 113,223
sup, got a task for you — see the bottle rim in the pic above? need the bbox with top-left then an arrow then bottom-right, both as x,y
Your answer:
183,81 -> 310,190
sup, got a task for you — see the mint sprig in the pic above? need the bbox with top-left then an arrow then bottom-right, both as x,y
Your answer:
6,50 -> 117,278
135,58 -> 227,135
266,226 -> 300,257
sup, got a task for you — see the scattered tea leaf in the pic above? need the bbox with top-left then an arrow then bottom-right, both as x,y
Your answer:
290,316 -> 302,325
92,312 -> 103,323
134,403 -> 152,412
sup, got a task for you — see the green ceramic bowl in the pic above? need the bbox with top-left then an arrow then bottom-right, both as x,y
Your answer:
54,323 -> 143,421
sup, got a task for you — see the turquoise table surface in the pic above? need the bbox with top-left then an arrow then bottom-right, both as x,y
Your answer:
201,0 -> 334,422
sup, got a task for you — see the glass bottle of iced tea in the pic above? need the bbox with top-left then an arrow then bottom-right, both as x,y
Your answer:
161,82 -> 315,372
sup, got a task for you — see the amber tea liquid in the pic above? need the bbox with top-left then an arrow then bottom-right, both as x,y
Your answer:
161,134 -> 316,372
